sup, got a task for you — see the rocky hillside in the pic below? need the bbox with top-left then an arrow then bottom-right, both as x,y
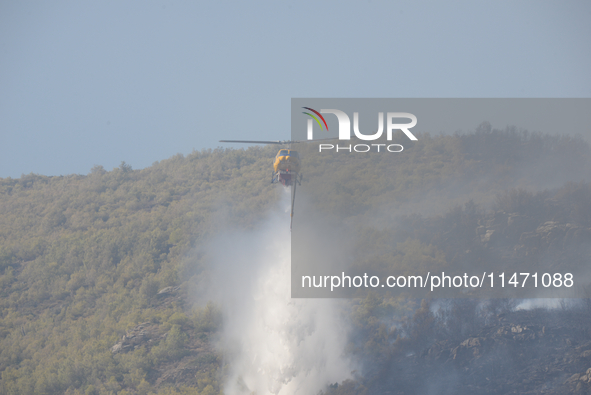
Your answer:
0,130 -> 590,394
325,305 -> 591,395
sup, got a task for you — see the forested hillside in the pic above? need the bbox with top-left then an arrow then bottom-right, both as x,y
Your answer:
0,147 -> 279,395
1,128 -> 590,394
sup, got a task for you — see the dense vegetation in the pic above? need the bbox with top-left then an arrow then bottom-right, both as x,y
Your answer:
0,127 -> 590,394
0,147 -> 279,395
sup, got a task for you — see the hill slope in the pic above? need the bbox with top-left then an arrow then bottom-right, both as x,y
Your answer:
0,129 -> 590,394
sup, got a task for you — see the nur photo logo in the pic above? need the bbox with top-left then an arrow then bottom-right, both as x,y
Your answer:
302,107 -> 418,153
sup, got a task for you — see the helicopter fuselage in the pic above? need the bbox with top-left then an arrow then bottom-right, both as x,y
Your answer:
272,149 -> 301,186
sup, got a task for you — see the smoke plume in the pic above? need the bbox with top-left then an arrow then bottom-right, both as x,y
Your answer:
208,189 -> 352,394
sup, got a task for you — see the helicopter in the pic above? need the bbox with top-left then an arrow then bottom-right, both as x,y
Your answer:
219,139 -> 329,230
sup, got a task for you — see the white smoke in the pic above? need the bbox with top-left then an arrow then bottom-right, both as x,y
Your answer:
210,189 -> 352,395
514,298 -> 573,310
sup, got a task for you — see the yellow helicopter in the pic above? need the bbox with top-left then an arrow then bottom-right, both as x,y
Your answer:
218,139 -> 310,230
272,148 -> 302,186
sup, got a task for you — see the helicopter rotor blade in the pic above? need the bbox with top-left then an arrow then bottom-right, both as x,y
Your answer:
292,137 -> 337,143
220,138 -> 337,145
219,140 -> 289,145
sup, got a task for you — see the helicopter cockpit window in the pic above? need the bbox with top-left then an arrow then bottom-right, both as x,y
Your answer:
278,150 -> 289,157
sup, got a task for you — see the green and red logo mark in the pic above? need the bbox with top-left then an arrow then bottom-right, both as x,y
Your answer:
302,107 -> 328,132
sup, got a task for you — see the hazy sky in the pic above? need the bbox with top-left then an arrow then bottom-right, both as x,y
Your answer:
1,1 -> 590,178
